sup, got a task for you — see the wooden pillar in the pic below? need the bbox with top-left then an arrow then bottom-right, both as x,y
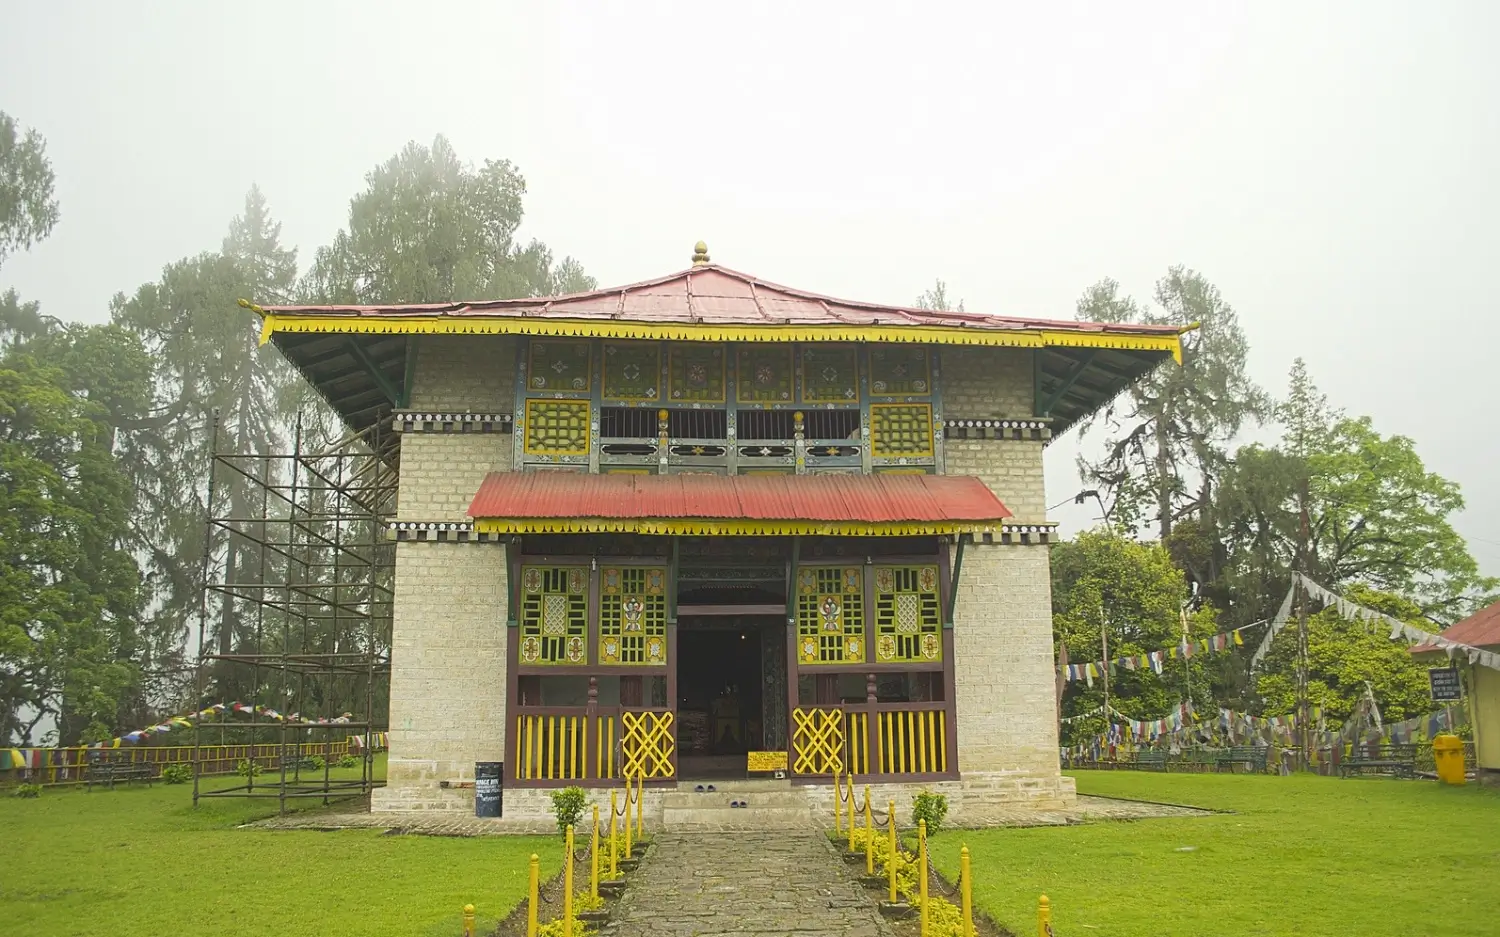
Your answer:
866,672 -> 879,776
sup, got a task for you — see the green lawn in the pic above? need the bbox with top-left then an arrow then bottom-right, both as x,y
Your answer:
1,765 -> 559,937
931,772 -> 1500,937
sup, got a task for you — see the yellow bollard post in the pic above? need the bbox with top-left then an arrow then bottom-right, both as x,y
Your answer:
919,819 -> 929,937
833,765 -> 842,833
463,903 -> 475,937
527,853 -> 540,937
1038,894 -> 1052,937
591,804 -> 601,900
864,786 -> 874,876
886,798 -> 898,905
622,779 -> 633,860
564,824 -> 575,937
634,771 -> 644,841
609,788 -> 619,879
960,845 -> 974,937
847,773 -> 857,850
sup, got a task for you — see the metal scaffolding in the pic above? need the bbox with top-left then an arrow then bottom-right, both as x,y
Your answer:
192,413 -> 395,813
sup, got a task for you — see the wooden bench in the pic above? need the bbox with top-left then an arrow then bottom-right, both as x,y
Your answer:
1132,751 -> 1169,772
1339,743 -> 1417,779
1181,749 -> 1222,772
1214,746 -> 1268,774
85,761 -> 154,790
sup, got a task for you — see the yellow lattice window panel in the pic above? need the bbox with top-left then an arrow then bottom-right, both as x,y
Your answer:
791,707 -> 846,775
620,710 -> 676,779
796,566 -> 864,664
873,565 -> 942,662
523,398 -> 591,456
599,567 -> 667,665
869,403 -> 934,458
519,566 -> 588,665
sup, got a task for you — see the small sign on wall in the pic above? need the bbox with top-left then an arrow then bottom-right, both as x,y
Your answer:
748,751 -> 788,776
1428,667 -> 1463,702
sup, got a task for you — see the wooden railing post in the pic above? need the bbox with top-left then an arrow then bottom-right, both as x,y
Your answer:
865,673 -> 879,776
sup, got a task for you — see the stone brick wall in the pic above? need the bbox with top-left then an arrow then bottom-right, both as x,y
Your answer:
371,541 -> 510,812
397,434 -> 511,521
950,541 -> 1069,799
940,347 -> 1046,523
408,335 -> 514,411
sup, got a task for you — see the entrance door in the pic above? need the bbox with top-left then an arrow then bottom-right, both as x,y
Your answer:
675,619 -> 776,779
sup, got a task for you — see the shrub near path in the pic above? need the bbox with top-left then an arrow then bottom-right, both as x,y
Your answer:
930,772 -> 1500,937
1,770 -> 560,937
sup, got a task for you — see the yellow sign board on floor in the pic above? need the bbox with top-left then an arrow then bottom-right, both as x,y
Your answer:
747,750 -> 788,772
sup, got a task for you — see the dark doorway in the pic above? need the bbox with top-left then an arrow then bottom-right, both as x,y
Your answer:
676,621 -> 769,779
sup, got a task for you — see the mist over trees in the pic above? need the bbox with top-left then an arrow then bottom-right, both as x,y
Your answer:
0,123 -> 594,744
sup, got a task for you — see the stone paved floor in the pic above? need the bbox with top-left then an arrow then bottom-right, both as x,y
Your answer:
248,794 -> 1210,835
601,832 -> 891,937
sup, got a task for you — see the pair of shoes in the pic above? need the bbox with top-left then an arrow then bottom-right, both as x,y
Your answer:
729,799 -> 748,808
692,784 -> 719,794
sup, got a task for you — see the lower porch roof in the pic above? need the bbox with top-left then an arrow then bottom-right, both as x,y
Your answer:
466,471 -> 1012,536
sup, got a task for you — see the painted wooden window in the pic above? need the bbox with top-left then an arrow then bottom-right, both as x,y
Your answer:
868,346 -> 930,396
527,339 -> 592,392
519,566 -> 589,665
736,346 -> 794,403
870,403 -> 934,458
599,566 -> 668,665
602,341 -> 661,402
800,345 -> 859,403
796,566 -> 865,664
873,565 -> 942,662
523,399 -> 591,455
667,343 -> 726,403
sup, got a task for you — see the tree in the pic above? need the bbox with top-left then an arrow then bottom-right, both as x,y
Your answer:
1256,586 -> 1432,725
1214,360 -> 1491,625
0,325 -> 151,744
301,136 -> 595,304
0,111 -> 59,267
913,279 -> 964,312
111,187 -> 303,704
1052,529 -> 1219,744
1076,269 -> 1270,548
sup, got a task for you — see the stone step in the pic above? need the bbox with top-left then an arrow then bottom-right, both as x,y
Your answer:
659,790 -> 809,809
660,804 -> 814,831
673,778 -> 791,792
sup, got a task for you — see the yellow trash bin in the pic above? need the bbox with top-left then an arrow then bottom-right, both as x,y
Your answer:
1433,734 -> 1465,786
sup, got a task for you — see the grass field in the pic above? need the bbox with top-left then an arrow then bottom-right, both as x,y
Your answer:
930,771 -> 1500,937
1,763 -> 559,937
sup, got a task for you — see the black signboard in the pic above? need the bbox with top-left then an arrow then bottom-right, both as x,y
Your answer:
1428,668 -> 1462,702
475,762 -> 503,817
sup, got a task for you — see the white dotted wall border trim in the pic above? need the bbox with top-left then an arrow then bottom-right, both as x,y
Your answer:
942,419 -> 1052,441
387,521 -> 504,543
391,411 -> 513,434
965,523 -> 1060,545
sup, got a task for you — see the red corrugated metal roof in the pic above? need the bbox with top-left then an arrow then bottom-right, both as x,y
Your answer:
262,264 -> 1181,340
1413,599 -> 1500,652
467,472 -> 1012,526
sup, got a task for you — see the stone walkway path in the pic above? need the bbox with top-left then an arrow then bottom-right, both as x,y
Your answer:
601,832 -> 891,937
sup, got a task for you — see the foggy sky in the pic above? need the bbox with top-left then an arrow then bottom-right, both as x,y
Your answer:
3,2 -> 1497,574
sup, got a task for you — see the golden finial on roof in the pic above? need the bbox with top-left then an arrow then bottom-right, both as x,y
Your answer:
691,241 -> 710,266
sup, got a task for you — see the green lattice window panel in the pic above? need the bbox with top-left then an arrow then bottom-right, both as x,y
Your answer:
527,340 -> 592,393
870,403 -> 934,457
796,566 -> 865,664
868,346 -> 931,396
599,566 -> 668,665
523,399 -> 591,456
736,346 -> 794,403
873,565 -> 941,662
603,342 -> 662,402
667,343 -> 726,402
800,345 -> 859,403
519,566 -> 589,665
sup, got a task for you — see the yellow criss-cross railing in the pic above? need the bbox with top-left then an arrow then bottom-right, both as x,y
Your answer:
620,710 -> 676,779
791,707 -> 846,775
